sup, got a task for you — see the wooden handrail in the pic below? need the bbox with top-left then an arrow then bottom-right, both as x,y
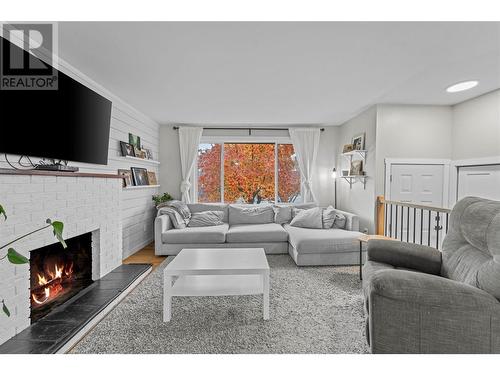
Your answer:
378,196 -> 451,214
376,196 -> 385,235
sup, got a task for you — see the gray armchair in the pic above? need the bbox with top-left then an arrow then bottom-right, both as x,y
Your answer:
362,197 -> 500,353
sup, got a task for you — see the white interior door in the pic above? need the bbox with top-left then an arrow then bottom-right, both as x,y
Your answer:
388,164 -> 444,246
458,164 -> 500,201
390,164 -> 444,206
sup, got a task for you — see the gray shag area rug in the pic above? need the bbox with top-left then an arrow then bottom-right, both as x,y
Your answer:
71,255 -> 369,354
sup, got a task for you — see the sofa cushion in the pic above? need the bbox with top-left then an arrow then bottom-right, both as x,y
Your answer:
291,203 -> 318,218
322,206 -> 336,228
441,197 -> 500,299
284,224 -> 361,254
161,223 -> 229,244
157,207 -> 187,229
187,203 -> 229,222
226,223 -> 288,243
332,212 -> 347,229
273,205 -> 293,224
157,200 -> 191,221
228,204 -> 275,225
290,207 -> 323,229
187,211 -> 224,227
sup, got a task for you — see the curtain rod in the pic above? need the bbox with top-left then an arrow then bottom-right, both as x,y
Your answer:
172,126 -> 325,132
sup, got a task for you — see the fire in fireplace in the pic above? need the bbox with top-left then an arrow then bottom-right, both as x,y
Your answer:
30,232 -> 93,322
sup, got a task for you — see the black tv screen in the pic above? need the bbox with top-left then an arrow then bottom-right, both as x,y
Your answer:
0,37 -> 112,165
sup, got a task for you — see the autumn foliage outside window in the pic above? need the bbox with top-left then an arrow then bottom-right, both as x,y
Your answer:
197,143 -> 301,204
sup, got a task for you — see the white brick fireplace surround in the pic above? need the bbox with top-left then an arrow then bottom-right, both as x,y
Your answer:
0,172 -> 123,345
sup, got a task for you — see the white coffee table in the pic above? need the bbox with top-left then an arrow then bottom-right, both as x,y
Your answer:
163,248 -> 270,322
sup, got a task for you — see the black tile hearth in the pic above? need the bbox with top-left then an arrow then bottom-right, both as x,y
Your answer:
0,263 -> 151,354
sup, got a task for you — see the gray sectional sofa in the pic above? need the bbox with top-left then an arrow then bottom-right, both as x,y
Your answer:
154,203 -> 363,266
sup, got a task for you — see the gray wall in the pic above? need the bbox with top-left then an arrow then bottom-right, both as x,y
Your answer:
375,104 -> 453,195
158,126 -> 182,201
313,127 -> 338,207
335,106 -> 377,234
452,89 -> 500,160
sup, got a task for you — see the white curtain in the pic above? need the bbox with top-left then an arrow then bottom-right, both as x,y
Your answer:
178,126 -> 203,203
289,128 -> 320,203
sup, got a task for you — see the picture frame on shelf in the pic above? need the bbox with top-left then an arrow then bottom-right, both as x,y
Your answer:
118,169 -> 133,187
129,133 -> 141,149
350,160 -> 364,176
147,171 -> 158,185
351,133 -> 365,151
131,167 -> 149,186
144,148 -> 153,160
133,146 -> 144,158
342,144 -> 354,153
120,141 -> 135,157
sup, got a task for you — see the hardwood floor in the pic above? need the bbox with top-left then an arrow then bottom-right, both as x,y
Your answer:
123,243 -> 166,270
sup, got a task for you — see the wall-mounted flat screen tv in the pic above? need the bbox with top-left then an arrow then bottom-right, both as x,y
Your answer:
0,36 -> 112,165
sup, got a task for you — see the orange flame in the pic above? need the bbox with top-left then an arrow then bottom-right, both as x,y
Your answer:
31,262 -> 74,306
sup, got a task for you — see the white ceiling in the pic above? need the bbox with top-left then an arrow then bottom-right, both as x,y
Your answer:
58,22 -> 500,126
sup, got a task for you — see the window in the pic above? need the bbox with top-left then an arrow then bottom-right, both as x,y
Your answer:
197,143 -> 221,203
224,143 -> 275,204
197,142 -> 301,203
277,144 -> 302,203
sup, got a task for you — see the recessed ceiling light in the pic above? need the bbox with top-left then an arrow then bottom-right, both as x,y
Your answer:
446,80 -> 478,93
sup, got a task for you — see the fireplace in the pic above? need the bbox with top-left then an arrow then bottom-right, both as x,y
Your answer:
30,232 -> 93,323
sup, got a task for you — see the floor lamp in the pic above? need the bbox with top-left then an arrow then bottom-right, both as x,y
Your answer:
332,168 -> 337,209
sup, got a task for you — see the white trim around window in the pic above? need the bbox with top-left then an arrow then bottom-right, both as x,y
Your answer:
200,135 -> 292,144
196,136 -> 300,203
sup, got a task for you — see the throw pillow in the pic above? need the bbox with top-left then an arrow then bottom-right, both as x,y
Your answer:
333,212 -> 347,229
290,207 -> 323,229
273,205 -> 293,224
291,207 -> 304,218
157,200 -> 191,223
228,205 -> 275,225
187,211 -> 224,227
157,207 -> 187,229
322,206 -> 336,229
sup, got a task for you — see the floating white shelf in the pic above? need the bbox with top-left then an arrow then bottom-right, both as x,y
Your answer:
341,150 -> 367,160
339,175 -> 367,190
111,155 -> 160,165
123,184 -> 160,190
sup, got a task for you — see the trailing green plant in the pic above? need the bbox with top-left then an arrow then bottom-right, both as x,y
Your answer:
0,203 -> 66,317
152,192 -> 173,207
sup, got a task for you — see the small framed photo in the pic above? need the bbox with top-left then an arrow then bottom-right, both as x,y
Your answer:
351,133 -> 365,151
342,144 -> 354,153
350,160 -> 364,176
147,171 -> 158,185
131,167 -> 149,186
129,133 -> 141,149
118,169 -> 133,187
144,148 -> 153,160
120,141 -> 135,157
133,146 -> 143,158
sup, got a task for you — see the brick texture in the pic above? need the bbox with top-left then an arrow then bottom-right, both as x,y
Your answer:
0,175 -> 122,345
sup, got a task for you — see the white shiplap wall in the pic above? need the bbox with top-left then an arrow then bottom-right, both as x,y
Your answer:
0,54 -> 160,259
